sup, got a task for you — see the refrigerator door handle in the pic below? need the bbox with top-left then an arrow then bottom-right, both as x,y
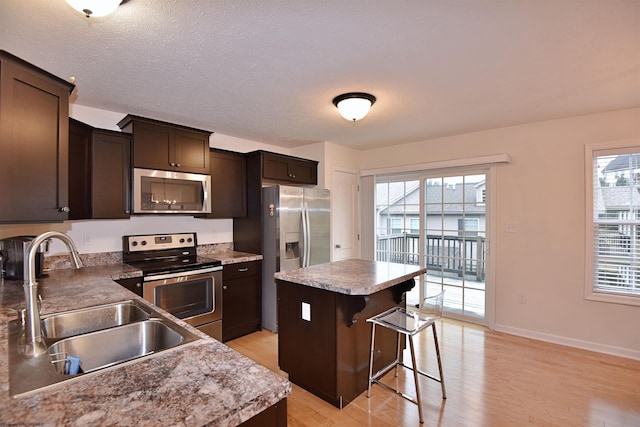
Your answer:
302,201 -> 311,267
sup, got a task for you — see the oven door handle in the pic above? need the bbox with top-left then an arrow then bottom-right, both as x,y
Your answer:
143,265 -> 222,281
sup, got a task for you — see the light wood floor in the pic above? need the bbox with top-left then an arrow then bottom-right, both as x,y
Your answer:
227,319 -> 640,426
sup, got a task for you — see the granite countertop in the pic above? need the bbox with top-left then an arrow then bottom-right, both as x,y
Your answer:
200,250 -> 263,265
274,259 -> 427,295
0,252 -> 289,427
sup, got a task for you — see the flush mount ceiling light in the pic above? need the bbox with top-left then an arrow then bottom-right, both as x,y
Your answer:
65,0 -> 123,18
332,92 -> 376,122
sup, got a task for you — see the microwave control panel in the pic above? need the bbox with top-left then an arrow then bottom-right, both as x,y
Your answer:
124,233 -> 196,252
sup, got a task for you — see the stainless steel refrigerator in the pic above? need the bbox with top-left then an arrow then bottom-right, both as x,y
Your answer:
262,185 -> 330,332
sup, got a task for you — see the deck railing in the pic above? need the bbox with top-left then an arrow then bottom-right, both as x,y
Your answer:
376,233 -> 486,281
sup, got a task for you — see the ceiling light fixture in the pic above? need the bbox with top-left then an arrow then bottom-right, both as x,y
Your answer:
332,92 -> 376,122
65,0 -> 122,18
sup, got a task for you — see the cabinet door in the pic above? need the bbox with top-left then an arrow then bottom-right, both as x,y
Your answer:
262,152 -> 292,182
261,152 -> 318,185
0,54 -> 72,222
69,120 -> 131,220
68,119 -> 93,219
208,149 -> 246,218
91,130 -> 131,219
115,277 -> 143,297
173,129 -> 210,174
132,121 -> 172,171
287,158 -> 317,185
222,261 -> 262,342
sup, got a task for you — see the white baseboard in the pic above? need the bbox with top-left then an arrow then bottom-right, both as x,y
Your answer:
493,324 -> 640,361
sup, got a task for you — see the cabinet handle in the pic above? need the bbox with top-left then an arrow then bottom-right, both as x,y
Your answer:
222,285 -> 228,290
237,268 -> 249,272
59,206 -> 70,213
175,163 -> 181,167
335,244 -> 342,248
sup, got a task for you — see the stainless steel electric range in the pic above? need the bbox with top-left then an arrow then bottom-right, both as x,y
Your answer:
122,232 -> 223,340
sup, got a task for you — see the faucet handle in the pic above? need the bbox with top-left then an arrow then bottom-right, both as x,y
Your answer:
38,294 -> 43,314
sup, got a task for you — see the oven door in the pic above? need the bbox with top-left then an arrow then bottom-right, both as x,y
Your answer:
142,268 -> 222,336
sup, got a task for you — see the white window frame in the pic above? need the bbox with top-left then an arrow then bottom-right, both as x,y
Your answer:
585,141 -> 640,306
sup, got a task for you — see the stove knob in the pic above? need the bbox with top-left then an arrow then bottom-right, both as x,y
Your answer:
187,238 -> 193,243
131,241 -> 138,247
141,240 -> 147,246
180,238 -> 185,243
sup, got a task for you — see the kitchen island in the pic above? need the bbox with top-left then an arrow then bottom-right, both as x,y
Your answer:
274,259 -> 426,408
0,258 -> 290,426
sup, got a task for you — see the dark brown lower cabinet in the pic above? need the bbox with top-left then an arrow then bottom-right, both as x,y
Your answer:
114,277 -> 143,297
276,279 -> 412,408
222,260 -> 262,342
240,398 -> 287,427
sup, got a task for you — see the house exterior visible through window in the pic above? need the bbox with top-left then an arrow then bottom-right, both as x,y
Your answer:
458,218 -> 479,237
591,148 -> 640,300
389,218 -> 402,234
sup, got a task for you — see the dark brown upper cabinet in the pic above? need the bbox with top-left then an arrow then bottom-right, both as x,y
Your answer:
254,151 -> 318,185
0,50 -> 75,223
117,115 -> 212,175
233,150 -> 319,255
69,119 -> 131,220
204,148 -> 247,218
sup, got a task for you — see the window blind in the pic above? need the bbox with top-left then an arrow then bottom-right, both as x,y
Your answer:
592,147 -> 640,296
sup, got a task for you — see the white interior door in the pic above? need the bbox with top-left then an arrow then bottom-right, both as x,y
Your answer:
332,169 -> 359,261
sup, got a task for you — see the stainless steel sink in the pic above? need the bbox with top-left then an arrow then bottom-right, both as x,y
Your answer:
42,300 -> 151,340
8,300 -> 200,397
48,319 -> 189,374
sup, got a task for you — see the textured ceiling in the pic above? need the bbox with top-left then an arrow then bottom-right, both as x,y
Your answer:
1,0 -> 639,150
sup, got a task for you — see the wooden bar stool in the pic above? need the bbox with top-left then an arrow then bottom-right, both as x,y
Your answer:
366,291 -> 446,424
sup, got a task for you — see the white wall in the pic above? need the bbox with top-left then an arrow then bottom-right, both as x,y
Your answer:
359,107 -> 640,359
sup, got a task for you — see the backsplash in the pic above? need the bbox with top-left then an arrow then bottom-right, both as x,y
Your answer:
44,242 -> 234,271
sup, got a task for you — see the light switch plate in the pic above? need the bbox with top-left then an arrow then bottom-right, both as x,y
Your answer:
301,302 -> 311,321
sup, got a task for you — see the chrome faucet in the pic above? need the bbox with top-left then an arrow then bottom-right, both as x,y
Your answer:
22,231 -> 83,357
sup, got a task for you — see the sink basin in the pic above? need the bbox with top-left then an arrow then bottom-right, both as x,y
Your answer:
42,300 -> 151,340
48,319 -> 190,374
8,300 -> 200,397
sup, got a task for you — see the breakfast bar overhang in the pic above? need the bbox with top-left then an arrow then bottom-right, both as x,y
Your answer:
274,259 -> 426,408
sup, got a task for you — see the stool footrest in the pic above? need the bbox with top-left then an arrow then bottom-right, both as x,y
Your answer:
370,376 -> 420,406
370,360 -> 445,390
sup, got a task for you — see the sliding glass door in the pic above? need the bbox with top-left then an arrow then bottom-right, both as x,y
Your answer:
375,171 -> 488,323
423,173 -> 486,321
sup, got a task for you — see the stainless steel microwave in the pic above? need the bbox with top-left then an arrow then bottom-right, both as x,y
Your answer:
133,168 -> 211,214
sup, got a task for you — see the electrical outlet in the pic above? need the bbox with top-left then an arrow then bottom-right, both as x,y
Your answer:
506,223 -> 518,233
84,234 -> 93,246
301,302 -> 311,321
517,293 -> 527,304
